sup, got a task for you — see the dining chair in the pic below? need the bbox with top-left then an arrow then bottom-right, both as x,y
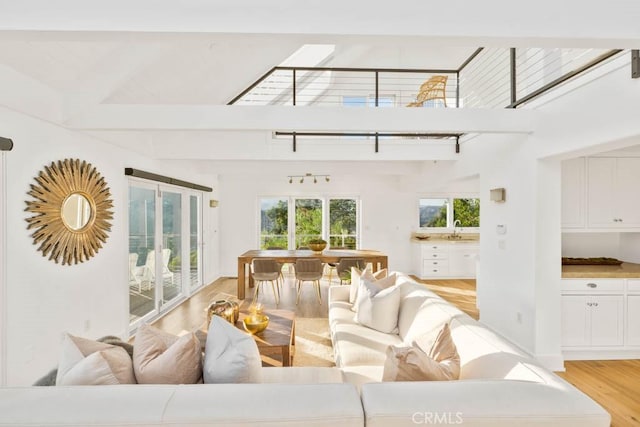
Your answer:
336,258 -> 366,285
251,258 -> 281,304
295,258 -> 324,304
406,75 -> 448,107
325,246 -> 348,283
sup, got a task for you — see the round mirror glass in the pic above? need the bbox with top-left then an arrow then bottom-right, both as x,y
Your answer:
61,193 -> 93,230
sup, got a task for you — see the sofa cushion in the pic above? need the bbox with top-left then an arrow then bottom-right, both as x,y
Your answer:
382,323 -> 460,382
133,324 -> 202,384
349,265 -> 388,304
56,334 -> 135,385
401,297 -> 456,345
203,316 -> 262,384
354,280 -> 401,334
261,367 -> 344,384
332,322 -> 403,367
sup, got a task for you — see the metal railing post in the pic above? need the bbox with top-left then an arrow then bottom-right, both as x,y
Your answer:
375,71 -> 379,107
510,48 -> 517,108
292,69 -> 297,106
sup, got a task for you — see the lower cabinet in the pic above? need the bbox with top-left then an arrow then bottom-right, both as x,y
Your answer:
417,242 -> 478,279
561,278 -> 639,359
627,295 -> 640,346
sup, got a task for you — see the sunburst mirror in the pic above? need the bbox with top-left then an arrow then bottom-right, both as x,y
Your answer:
25,158 -> 114,265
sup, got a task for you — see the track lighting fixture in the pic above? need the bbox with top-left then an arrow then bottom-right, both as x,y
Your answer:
287,173 -> 331,184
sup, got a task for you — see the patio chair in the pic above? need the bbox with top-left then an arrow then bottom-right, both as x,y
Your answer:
141,249 -> 175,287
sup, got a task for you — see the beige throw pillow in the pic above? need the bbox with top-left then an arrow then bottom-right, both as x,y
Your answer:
382,323 -> 460,381
349,265 -> 388,305
56,334 -> 135,386
354,279 -> 401,334
133,324 -> 202,384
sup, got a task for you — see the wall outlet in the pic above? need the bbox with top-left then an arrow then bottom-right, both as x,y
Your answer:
516,312 -> 523,323
84,319 -> 91,332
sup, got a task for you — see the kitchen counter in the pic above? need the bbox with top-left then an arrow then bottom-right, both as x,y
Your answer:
411,233 -> 479,243
562,262 -> 640,278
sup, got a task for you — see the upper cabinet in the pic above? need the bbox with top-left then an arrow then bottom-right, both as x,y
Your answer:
562,157 -> 640,230
587,158 -> 640,228
561,158 -> 586,228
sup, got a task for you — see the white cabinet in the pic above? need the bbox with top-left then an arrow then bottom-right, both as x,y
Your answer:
561,294 -> 623,347
449,246 -> 478,277
418,242 -> 478,279
627,295 -> 640,346
587,157 -> 640,228
561,158 -> 585,228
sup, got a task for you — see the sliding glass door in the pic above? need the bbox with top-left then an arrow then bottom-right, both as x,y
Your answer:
160,189 -> 182,308
128,184 -> 158,323
129,181 -> 203,327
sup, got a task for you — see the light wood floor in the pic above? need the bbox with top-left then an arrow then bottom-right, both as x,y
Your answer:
153,274 -> 638,427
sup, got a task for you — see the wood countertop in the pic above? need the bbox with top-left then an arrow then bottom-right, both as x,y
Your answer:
562,262 -> 640,278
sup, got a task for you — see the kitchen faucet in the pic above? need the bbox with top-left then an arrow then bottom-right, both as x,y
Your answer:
452,219 -> 461,238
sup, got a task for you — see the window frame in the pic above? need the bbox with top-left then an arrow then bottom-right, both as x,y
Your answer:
258,195 -> 361,250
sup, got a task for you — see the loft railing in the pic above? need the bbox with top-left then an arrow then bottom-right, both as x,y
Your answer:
228,48 -> 624,110
228,66 -> 462,108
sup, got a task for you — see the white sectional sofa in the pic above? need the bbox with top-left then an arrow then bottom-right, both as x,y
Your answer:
0,274 -> 611,427
0,367 -> 363,427
329,274 -> 610,426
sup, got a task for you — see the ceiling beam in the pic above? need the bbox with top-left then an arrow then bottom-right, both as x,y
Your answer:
1,1 -> 639,48
65,105 -> 537,134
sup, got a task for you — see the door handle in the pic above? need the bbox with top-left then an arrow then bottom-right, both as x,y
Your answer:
586,283 -> 597,288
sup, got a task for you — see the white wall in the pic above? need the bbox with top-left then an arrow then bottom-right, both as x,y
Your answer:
0,150 -> 6,386
561,233 -> 622,259
217,162 -> 479,278
453,134 -> 563,369
0,107 -> 218,385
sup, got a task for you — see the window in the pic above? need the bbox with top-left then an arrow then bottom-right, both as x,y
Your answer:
260,198 -> 288,249
343,95 -> 395,107
329,198 -> 357,249
259,197 -> 359,249
419,197 -> 480,228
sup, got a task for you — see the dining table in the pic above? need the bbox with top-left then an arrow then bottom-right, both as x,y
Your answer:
236,249 -> 388,299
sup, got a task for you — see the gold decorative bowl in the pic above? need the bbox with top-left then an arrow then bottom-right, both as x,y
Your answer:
308,241 -> 327,253
243,314 -> 269,334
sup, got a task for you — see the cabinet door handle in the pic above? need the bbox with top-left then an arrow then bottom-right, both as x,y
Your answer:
433,254 -> 438,257
587,302 -> 593,307
594,302 -> 599,307
586,283 -> 597,288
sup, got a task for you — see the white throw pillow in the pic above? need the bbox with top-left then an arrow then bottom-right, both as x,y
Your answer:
352,271 -> 396,313
349,265 -> 388,304
133,324 -> 203,384
204,316 -> 263,384
56,334 -> 135,386
354,279 -> 401,334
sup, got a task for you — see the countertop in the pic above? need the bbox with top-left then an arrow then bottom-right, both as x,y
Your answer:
562,262 -> 640,278
411,233 -> 479,243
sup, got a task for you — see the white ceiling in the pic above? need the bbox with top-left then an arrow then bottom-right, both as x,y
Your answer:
1,1 -> 638,162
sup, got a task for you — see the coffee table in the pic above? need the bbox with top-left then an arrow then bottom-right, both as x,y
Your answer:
235,305 -> 296,367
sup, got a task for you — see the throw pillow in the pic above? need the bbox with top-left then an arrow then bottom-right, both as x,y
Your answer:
133,324 -> 202,384
352,271 -> 396,313
56,333 -> 135,386
349,265 -> 388,304
203,316 -> 262,384
353,279 -> 401,334
382,323 -> 460,381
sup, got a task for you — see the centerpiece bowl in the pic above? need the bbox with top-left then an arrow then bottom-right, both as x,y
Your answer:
243,314 -> 270,334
